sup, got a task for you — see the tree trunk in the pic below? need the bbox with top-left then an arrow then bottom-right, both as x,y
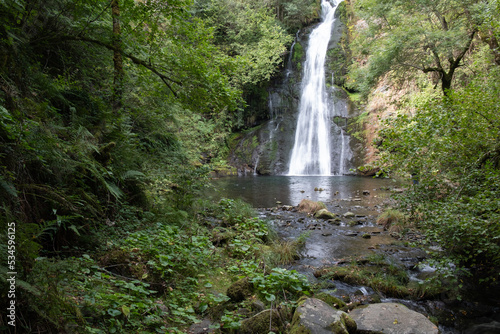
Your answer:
441,71 -> 453,96
111,0 -> 124,114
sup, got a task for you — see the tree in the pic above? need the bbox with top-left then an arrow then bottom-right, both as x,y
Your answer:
349,0 -> 483,95
475,0 -> 500,64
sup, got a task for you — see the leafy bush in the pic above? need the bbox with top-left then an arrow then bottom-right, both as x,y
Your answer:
250,267 -> 310,304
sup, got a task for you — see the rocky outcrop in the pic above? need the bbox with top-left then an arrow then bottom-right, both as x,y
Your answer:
348,303 -> 439,334
290,298 -> 356,334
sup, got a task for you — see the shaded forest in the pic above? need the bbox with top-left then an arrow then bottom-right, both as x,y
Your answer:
1,0 -> 499,332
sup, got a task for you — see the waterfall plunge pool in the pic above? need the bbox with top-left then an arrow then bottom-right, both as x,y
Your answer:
208,175 -> 399,208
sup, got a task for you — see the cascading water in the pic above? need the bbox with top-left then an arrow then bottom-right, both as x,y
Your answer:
288,0 -> 342,176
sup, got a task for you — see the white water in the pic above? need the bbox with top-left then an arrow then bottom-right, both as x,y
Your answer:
339,127 -> 345,174
288,0 -> 341,176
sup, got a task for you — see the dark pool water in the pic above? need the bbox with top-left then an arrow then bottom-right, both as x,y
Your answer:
207,175 -> 400,208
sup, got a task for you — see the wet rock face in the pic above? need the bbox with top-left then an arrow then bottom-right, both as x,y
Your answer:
349,303 -> 439,334
228,12 -> 365,176
290,298 -> 356,334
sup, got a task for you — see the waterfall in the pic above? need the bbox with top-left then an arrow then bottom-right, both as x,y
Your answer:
339,127 -> 345,174
288,0 -> 341,176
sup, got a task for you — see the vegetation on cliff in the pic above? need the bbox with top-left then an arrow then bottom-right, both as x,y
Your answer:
344,0 -> 500,286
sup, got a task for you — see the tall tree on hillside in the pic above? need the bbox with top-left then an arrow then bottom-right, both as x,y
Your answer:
0,0 -> 240,113
349,0 -> 483,95
111,0 -> 124,113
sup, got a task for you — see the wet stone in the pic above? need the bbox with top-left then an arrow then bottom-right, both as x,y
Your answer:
349,303 -> 439,334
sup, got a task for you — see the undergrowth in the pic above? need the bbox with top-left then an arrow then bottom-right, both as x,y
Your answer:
0,197 -> 311,333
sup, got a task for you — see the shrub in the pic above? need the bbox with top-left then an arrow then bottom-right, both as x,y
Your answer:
376,209 -> 407,232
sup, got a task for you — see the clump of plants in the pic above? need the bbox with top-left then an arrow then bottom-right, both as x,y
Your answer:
376,208 -> 408,233
315,254 -> 443,300
297,199 -> 326,215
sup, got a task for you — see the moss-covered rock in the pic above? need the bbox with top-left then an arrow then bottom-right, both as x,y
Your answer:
314,209 -> 337,220
239,309 -> 286,334
314,292 -> 346,309
226,277 -> 254,302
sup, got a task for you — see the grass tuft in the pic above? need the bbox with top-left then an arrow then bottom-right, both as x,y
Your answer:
297,199 -> 326,215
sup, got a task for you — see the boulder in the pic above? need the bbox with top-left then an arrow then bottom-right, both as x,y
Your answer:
349,303 -> 438,334
343,212 -> 355,218
226,277 -> 254,302
290,298 -> 356,334
314,292 -> 346,309
315,209 -> 337,220
239,309 -> 286,334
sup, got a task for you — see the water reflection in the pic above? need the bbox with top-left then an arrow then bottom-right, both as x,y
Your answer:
208,175 -> 398,208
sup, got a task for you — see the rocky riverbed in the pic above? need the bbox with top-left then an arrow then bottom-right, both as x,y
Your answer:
252,190 -> 500,333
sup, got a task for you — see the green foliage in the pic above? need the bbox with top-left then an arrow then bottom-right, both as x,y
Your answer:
197,0 -> 294,128
204,0 -> 292,86
379,68 -> 500,283
121,223 -> 215,281
348,0 -> 482,95
228,262 -> 310,305
250,267 -> 310,304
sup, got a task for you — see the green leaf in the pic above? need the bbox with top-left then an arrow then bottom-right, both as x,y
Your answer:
265,294 -> 276,302
121,305 -> 131,318
107,308 -> 122,317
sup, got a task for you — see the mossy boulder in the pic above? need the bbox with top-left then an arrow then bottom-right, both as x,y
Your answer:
343,212 -> 355,218
239,309 -> 286,334
314,292 -> 346,309
226,277 -> 254,302
290,298 -> 356,334
314,209 -> 337,220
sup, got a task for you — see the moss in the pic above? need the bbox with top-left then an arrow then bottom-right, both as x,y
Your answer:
314,292 -> 346,309
289,323 -> 312,334
314,209 -> 337,220
329,321 -> 349,334
240,309 -> 285,334
99,247 -> 146,280
226,277 -> 254,302
314,257 -> 441,299
341,313 -> 357,333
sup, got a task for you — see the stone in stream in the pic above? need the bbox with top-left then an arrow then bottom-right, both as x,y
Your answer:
315,209 -> 337,220
348,303 -> 439,334
290,298 -> 356,334
343,212 -> 355,218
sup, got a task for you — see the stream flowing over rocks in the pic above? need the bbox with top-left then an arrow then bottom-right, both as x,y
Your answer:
205,175 -> 500,333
